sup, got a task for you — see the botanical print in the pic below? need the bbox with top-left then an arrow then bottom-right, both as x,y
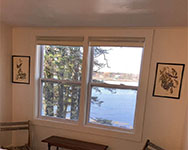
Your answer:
12,56 -> 30,84
153,63 -> 185,99
16,58 -> 27,80
158,66 -> 178,94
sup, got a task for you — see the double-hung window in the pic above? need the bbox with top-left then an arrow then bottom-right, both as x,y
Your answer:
38,37 -> 84,121
36,32 -> 152,140
87,37 -> 144,131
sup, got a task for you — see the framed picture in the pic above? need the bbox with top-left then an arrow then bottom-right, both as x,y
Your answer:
12,55 -> 30,84
153,63 -> 185,99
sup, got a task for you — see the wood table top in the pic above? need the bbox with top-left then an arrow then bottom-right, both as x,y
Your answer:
42,136 -> 108,150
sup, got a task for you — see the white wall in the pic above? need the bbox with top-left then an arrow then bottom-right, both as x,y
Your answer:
183,28 -> 188,150
184,108 -> 188,150
0,22 -> 12,146
143,28 -> 187,150
12,27 -> 187,150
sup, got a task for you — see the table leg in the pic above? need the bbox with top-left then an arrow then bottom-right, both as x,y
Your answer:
48,143 -> 51,150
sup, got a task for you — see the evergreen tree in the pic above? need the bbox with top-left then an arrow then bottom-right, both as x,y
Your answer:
42,45 -> 111,123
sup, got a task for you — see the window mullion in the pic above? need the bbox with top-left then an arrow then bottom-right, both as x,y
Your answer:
84,47 -> 95,125
78,36 -> 90,126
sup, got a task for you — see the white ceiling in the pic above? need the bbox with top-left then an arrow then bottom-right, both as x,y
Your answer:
0,0 -> 187,27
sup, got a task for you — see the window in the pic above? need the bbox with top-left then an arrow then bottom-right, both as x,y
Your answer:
37,36 -> 84,122
87,46 -> 143,130
39,45 -> 83,121
36,32 -> 153,141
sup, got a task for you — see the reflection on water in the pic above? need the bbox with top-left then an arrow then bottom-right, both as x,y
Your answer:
89,88 -> 137,129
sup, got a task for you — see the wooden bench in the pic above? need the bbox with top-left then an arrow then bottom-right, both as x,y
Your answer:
42,136 -> 108,150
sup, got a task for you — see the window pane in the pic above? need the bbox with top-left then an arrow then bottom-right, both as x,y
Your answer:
42,45 -> 83,81
89,87 -> 137,129
41,81 -> 80,121
92,47 -> 143,86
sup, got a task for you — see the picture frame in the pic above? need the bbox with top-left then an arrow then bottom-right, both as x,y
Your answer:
153,62 -> 185,99
12,55 -> 30,84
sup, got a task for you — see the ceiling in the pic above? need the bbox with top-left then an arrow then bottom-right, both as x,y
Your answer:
0,0 -> 187,27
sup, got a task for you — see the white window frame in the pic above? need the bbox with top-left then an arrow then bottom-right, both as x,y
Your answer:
34,29 -> 153,142
86,40 -> 143,133
37,40 -> 84,123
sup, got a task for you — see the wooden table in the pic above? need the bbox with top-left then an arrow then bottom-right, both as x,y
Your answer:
42,136 -> 108,150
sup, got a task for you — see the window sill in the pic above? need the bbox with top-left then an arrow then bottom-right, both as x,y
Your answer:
32,117 -> 142,142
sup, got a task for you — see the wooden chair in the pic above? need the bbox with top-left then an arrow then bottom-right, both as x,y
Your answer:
0,121 -> 31,150
143,140 -> 165,150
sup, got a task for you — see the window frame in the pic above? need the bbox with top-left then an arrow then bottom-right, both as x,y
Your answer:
86,45 -> 142,132
38,44 -> 84,123
34,29 -> 153,142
